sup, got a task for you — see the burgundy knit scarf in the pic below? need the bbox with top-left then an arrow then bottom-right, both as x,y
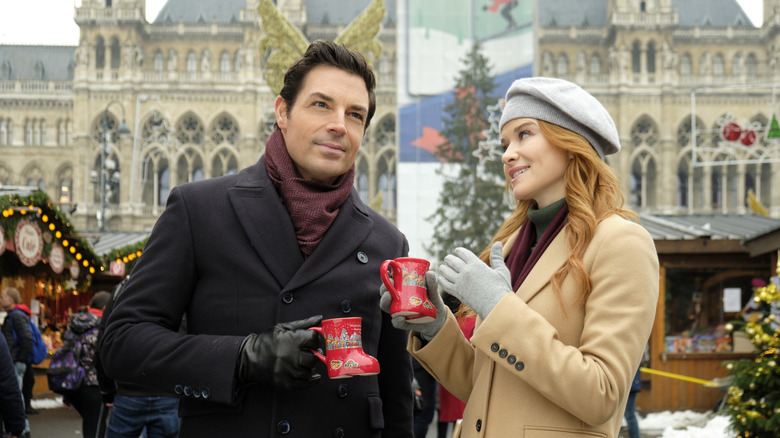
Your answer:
506,203 -> 569,291
264,129 -> 355,258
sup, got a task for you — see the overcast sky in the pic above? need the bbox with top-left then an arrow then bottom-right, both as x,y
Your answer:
0,0 -> 765,45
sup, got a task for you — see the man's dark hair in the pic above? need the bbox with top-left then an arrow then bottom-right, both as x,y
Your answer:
90,291 -> 112,310
279,40 -> 377,130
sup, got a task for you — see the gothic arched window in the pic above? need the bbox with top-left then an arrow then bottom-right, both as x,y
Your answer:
556,53 -> 568,76
141,147 -> 168,207
745,53 -> 756,76
220,51 -> 231,73
632,41 -> 641,73
186,51 -> 197,73
175,113 -> 204,145
713,54 -> 724,76
110,37 -> 121,69
210,113 -> 240,145
211,149 -> 238,178
589,54 -> 601,75
680,54 -> 691,75
96,36 -> 105,69
154,50 -> 164,72
646,41 -> 656,73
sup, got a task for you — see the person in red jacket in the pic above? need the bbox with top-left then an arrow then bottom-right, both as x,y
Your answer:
482,0 -> 519,29
436,295 -> 475,438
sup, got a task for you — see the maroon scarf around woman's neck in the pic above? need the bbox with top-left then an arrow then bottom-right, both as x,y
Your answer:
506,203 -> 569,291
264,129 -> 355,258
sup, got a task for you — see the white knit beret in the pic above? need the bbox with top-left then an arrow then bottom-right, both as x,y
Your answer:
498,77 -> 621,159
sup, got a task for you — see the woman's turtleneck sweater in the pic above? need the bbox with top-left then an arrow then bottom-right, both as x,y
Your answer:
526,198 -> 567,249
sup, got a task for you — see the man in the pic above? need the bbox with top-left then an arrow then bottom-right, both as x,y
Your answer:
101,40 -> 413,437
0,288 -> 31,437
96,278 -> 181,438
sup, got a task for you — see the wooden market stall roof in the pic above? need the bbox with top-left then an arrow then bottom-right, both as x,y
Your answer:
638,213 -> 780,257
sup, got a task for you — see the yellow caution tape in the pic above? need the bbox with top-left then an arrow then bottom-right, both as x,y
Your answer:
639,367 -> 723,387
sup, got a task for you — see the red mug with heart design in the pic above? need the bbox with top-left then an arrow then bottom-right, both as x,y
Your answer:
309,317 -> 379,379
380,257 -> 437,323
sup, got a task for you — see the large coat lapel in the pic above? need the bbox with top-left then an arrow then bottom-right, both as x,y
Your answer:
227,159 -> 303,287
283,190 -> 373,292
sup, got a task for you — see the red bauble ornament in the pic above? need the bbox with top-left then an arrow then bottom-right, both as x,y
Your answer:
740,130 -> 756,146
722,122 -> 742,142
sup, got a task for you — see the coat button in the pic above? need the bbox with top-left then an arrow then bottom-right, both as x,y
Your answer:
357,252 -> 368,263
337,384 -> 348,398
498,349 -> 508,358
277,420 -> 291,434
333,427 -> 345,437
507,355 -> 517,365
173,384 -> 183,395
193,387 -> 202,398
490,343 -> 500,352
201,387 -> 211,399
183,386 -> 192,396
515,361 -> 525,371
341,300 -> 352,314
282,293 -> 294,304
476,419 -> 482,431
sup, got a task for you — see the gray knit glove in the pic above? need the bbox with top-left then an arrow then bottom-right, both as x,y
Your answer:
438,242 -> 511,320
380,271 -> 447,341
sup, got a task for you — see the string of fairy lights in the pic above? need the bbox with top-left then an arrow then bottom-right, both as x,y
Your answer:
1,195 -> 102,276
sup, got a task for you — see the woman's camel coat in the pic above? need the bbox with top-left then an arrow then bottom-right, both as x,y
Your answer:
410,215 -> 659,438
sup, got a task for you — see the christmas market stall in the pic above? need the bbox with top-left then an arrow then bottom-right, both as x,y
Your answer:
1,188 -> 104,352
637,213 -> 780,412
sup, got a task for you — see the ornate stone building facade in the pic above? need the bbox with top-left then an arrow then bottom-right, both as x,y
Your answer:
538,0 -> 780,217
0,0 -> 398,232
4,0 -> 780,235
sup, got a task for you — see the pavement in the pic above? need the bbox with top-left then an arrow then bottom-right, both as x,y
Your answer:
26,395 -> 83,437
30,394 -> 668,438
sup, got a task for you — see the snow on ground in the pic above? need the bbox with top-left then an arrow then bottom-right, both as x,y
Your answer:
639,410 -> 732,438
31,396 -> 64,409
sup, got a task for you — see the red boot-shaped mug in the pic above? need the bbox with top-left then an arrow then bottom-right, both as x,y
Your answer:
309,317 -> 380,379
380,257 -> 437,323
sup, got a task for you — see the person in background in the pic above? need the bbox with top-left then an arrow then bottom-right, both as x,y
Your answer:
101,40 -> 413,437
624,367 -> 642,438
412,359 -> 436,438
0,334 -> 27,438
382,77 -> 659,437
0,287 -> 31,437
63,291 -> 112,438
436,295 -> 474,438
22,363 -> 36,415
96,278 -> 181,438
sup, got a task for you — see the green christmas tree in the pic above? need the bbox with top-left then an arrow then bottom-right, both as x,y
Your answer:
767,114 -> 780,139
723,261 -> 780,437
426,43 -> 507,256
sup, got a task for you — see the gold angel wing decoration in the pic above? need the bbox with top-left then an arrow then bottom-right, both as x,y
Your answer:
257,0 -> 309,95
747,189 -> 770,216
335,0 -> 386,67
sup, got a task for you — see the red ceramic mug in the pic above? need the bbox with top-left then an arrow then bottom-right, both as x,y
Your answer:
309,317 -> 379,379
380,257 -> 437,323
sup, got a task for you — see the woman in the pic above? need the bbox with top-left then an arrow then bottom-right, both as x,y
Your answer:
63,292 -> 111,438
381,77 -> 658,437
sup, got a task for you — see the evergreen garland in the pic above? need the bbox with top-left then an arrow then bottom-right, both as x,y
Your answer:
0,190 -> 103,283
724,272 -> 780,437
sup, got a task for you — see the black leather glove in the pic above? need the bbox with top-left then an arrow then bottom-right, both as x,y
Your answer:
238,315 -> 323,390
